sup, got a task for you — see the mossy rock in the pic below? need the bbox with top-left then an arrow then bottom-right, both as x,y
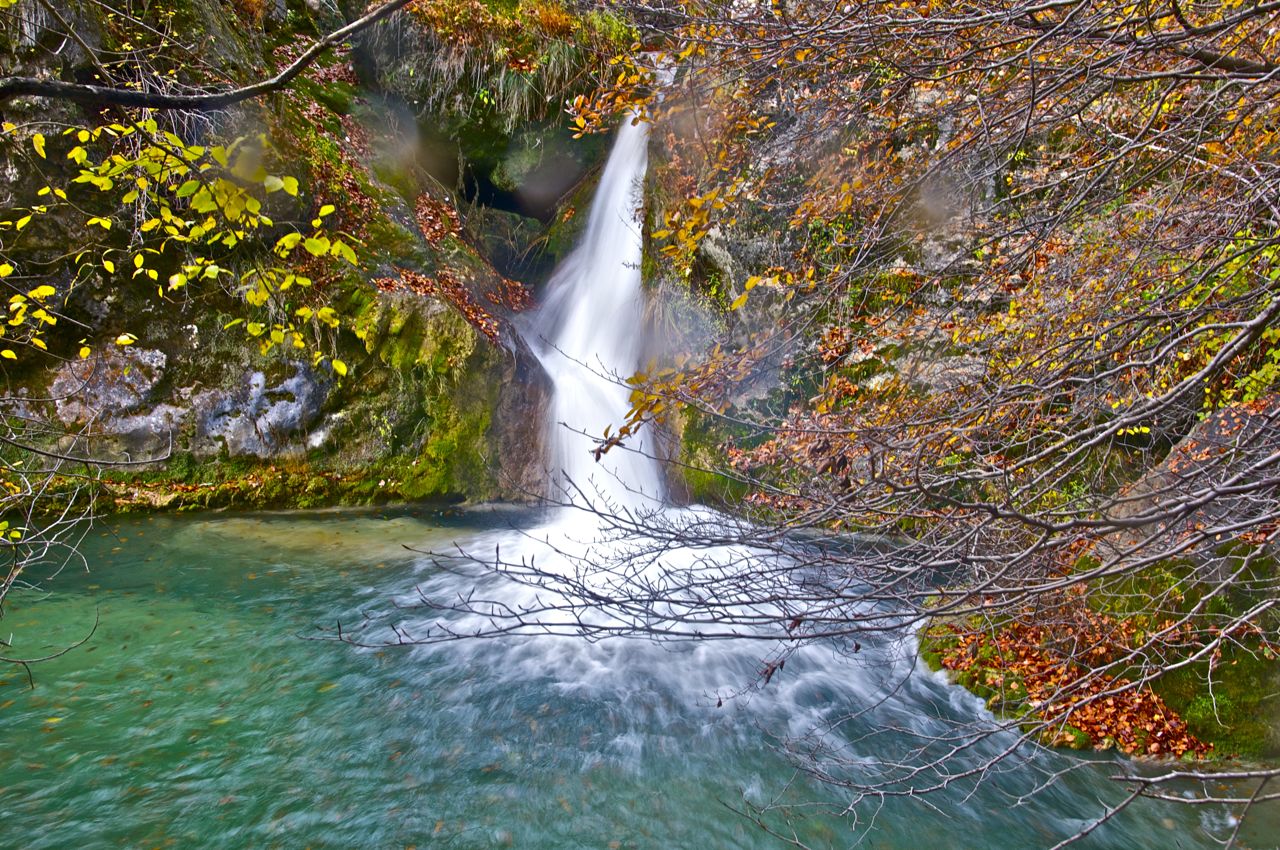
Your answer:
1084,550 -> 1280,758
1154,646 -> 1280,759
670,408 -> 751,506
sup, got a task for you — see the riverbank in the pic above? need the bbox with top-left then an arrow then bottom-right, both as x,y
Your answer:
918,576 -> 1280,763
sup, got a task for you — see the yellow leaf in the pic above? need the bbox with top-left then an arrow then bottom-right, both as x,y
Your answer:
1,350 -> 15,360
331,359 -> 348,377
115,333 -> 137,345
79,346 -> 91,359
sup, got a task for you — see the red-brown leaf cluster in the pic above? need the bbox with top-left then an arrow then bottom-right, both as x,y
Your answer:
936,595 -> 1211,758
291,102 -> 378,231
819,326 -> 851,364
374,269 -> 501,343
506,56 -> 539,74
273,42 -> 357,85
337,113 -> 373,160
414,195 -> 462,246
484,277 -> 533,312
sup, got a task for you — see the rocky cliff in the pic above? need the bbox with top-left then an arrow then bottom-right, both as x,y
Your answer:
1,0 -> 629,510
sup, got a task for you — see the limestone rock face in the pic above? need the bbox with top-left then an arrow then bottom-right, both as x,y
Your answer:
96,405 -> 189,461
489,331 -> 553,499
192,365 -> 331,458
46,349 -> 183,461
0,0 -> 582,506
1102,395 -> 1280,561
51,348 -> 168,425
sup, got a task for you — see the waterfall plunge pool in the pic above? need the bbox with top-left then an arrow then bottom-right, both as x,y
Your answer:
1,507 -> 1273,849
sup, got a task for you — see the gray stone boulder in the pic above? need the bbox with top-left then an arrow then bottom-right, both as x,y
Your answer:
1100,395 -> 1280,566
50,348 -> 167,425
192,364 -> 330,458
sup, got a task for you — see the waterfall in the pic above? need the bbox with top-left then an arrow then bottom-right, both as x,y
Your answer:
366,120 -> 1232,849
526,118 -> 663,510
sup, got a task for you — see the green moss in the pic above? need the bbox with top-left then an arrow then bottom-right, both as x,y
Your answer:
919,552 -> 1280,759
1154,645 -> 1279,759
400,405 -> 493,499
536,167 -> 601,265
918,619 -> 1065,740
100,458 -> 468,514
295,78 -> 358,116
1062,725 -> 1094,750
352,296 -> 479,375
1083,549 -> 1280,757
580,10 -> 637,48
370,160 -> 423,207
675,409 -> 750,505
920,646 -> 944,672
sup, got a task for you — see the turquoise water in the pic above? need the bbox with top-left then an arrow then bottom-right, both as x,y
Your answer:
0,508 -> 1273,849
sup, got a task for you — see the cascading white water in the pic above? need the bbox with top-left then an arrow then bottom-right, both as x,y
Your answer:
460,116 -> 927,727
382,122 -> 1235,847
527,118 -> 663,510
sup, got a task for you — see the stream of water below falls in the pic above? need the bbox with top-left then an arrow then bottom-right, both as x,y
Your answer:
0,507 -> 1275,849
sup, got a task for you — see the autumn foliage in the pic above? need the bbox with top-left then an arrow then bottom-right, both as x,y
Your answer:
930,592 -> 1212,758
546,0 -> 1280,814
375,268 -> 502,343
